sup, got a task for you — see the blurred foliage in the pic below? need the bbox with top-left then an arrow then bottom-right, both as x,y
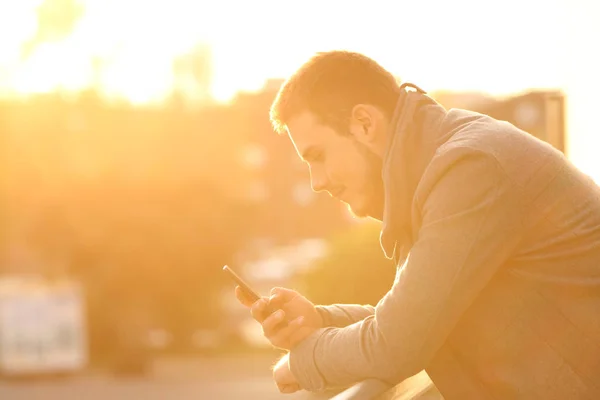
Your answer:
19,178 -> 255,359
0,92 -> 265,361
0,87 -> 354,364
301,221 -> 397,307
22,0 -> 85,59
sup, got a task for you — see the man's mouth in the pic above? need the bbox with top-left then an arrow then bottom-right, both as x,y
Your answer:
329,188 -> 345,200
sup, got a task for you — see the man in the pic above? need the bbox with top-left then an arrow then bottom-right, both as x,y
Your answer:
234,51 -> 600,399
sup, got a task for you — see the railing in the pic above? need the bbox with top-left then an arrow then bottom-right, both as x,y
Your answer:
319,371 -> 442,400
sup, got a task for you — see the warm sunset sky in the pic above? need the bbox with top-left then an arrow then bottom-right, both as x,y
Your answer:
0,0 -> 598,180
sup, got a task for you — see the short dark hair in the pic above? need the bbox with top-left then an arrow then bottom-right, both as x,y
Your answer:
269,51 -> 401,134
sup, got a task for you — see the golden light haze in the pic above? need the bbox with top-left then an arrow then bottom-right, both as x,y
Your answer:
0,0 -> 598,180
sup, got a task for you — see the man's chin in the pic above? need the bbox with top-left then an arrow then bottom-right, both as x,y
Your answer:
345,200 -> 383,221
345,203 -> 369,219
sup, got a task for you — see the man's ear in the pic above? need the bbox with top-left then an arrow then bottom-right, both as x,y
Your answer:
348,104 -> 380,145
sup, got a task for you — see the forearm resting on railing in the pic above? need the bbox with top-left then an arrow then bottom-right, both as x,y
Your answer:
316,304 -> 375,328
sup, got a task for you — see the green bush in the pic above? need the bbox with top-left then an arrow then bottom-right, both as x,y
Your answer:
300,220 -> 397,307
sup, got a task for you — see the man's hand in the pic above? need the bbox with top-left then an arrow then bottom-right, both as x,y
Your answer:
273,353 -> 300,394
235,286 -> 322,350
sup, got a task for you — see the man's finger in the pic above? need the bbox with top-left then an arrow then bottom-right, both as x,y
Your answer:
250,298 -> 270,323
269,287 -> 299,306
262,309 -> 287,337
278,383 -> 300,393
235,286 -> 257,307
268,316 -> 305,347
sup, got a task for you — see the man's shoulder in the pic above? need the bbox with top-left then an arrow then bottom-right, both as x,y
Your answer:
417,108 -> 570,204
435,108 -> 565,180
440,108 -> 550,156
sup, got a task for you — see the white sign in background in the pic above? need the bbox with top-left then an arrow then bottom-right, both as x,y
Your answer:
0,282 -> 87,375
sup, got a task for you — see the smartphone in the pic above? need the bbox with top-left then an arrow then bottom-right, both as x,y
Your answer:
222,265 -> 262,303
223,265 -> 288,327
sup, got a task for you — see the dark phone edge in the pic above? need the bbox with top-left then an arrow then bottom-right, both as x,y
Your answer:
223,265 -> 262,302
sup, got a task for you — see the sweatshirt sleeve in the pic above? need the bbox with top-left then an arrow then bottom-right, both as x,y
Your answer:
316,304 -> 376,328
289,152 -> 530,392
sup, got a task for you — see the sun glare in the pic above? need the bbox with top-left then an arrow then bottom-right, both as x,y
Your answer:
10,40 -> 91,95
0,0 -> 572,105
0,0 -> 217,104
0,1 -> 40,73
0,0 -> 598,186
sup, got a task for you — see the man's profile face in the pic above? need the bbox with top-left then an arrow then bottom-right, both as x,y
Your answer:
286,111 -> 385,219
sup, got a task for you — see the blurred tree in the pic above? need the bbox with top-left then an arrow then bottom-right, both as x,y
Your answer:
300,221 -> 397,307
19,177 -> 259,361
172,44 -> 214,106
21,0 -> 85,59
65,179 -> 255,333
0,104 -> 7,264
0,91 -> 261,357
0,85 -> 383,359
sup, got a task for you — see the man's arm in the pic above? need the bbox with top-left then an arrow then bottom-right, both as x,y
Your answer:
316,304 -> 376,328
288,151 -> 532,391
